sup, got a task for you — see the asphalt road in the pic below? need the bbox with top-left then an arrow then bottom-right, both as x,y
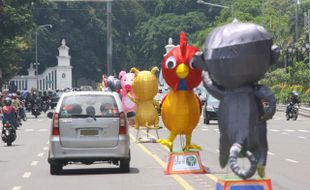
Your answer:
0,111 -> 309,190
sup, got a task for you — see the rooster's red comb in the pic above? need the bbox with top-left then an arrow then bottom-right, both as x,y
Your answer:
180,31 -> 187,57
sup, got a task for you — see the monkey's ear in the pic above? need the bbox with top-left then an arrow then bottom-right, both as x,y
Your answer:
150,66 -> 159,75
271,45 -> 280,65
192,51 -> 207,70
130,67 -> 140,76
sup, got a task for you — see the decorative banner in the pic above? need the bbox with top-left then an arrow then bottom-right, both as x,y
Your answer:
165,151 -> 206,175
216,178 -> 272,190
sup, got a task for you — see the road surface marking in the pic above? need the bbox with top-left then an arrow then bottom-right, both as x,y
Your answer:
43,147 -> 48,150
282,132 -> 289,135
22,172 -> 31,178
201,129 -> 209,131
39,129 -> 48,132
12,186 -> 21,190
129,133 -> 195,190
298,136 -> 307,139
298,130 -> 309,133
139,129 -> 218,182
37,153 -> 44,157
267,151 -> 275,156
216,149 -> 219,153
25,129 -> 34,132
270,129 -> 280,132
31,161 -> 39,166
285,158 -> 299,163
284,129 -> 295,132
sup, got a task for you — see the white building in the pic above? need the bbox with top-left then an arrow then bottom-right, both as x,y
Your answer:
6,39 -> 72,91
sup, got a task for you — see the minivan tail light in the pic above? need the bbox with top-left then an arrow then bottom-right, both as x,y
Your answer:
119,112 -> 126,135
52,113 -> 60,136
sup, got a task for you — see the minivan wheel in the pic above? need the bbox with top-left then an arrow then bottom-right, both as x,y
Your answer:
50,161 -> 63,175
120,159 -> 130,173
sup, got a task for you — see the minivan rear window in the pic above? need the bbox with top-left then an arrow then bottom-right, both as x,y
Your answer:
59,95 -> 119,118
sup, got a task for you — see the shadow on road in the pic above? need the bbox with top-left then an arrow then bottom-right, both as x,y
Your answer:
2,144 -> 23,147
59,167 -> 140,176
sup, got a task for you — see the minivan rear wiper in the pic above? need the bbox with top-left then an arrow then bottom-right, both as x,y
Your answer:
71,114 -> 96,121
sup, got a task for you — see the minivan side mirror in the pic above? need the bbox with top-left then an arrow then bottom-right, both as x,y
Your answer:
47,112 -> 54,119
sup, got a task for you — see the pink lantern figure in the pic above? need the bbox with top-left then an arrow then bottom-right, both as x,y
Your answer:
119,71 -> 137,114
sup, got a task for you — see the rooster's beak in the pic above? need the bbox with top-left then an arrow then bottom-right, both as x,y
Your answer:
176,63 -> 189,79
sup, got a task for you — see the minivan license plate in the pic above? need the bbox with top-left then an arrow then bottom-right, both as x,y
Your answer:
80,129 -> 99,136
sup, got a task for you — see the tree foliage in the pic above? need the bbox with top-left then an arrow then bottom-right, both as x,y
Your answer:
1,0 -> 310,90
0,0 -> 35,81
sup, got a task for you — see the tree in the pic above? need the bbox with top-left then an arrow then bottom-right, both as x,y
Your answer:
0,0 -> 35,84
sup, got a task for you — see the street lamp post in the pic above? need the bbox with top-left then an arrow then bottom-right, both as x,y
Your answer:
35,24 -> 52,90
197,0 -> 234,18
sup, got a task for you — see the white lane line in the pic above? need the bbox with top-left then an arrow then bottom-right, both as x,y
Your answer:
31,161 -> 39,166
284,129 -> 295,132
201,129 -> 209,131
298,130 -> 309,133
270,129 -> 280,132
37,153 -> 44,157
267,151 -> 275,156
43,147 -> 49,150
25,129 -> 34,132
22,172 -> 31,178
285,158 -> 299,164
216,149 -> 219,153
12,186 -> 22,190
298,136 -> 307,140
39,129 -> 48,132
282,132 -> 289,135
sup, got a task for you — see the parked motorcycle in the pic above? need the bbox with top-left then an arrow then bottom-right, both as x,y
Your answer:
286,104 -> 299,121
1,121 -> 17,146
32,103 -> 41,118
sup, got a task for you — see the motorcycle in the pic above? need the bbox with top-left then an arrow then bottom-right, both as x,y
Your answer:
1,121 -> 17,146
31,103 -> 41,118
286,103 -> 299,121
41,100 -> 49,113
26,101 -> 32,112
19,107 -> 27,121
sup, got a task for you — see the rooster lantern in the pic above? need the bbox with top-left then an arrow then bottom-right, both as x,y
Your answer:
158,32 -> 202,152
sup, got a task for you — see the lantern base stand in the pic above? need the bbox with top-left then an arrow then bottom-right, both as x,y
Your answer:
215,177 -> 272,190
135,126 -> 160,143
165,151 -> 206,175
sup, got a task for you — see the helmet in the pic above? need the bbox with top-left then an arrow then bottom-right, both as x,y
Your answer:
4,97 -> 12,106
11,93 -> 17,100
291,91 -> 298,97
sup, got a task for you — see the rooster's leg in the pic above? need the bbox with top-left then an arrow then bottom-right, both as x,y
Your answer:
157,133 -> 176,152
183,134 -> 202,152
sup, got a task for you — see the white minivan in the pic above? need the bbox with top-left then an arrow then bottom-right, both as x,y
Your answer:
47,91 -> 130,175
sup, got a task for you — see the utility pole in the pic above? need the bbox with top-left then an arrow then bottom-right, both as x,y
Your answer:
295,0 -> 300,42
106,0 -> 112,75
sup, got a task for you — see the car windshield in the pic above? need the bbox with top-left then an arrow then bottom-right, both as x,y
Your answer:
59,95 -> 119,118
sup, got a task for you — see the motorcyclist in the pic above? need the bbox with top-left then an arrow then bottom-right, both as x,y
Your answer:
1,97 -> 18,129
31,91 -> 42,111
286,91 -> 300,114
10,93 -> 23,126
